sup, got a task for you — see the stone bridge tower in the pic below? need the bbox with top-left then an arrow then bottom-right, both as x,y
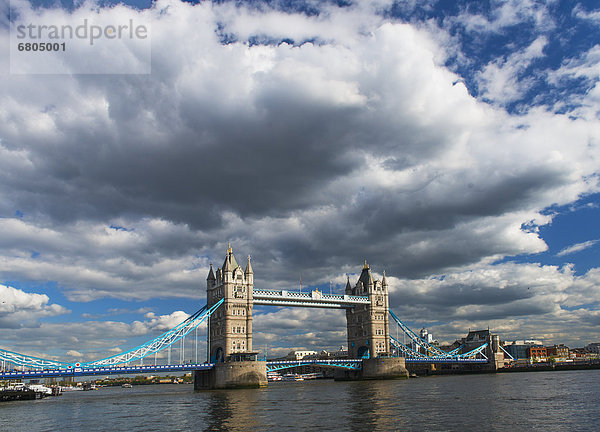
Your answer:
345,261 -> 390,359
206,245 -> 254,362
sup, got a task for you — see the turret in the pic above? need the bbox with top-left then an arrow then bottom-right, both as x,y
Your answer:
245,255 -> 253,284
207,263 -> 216,289
345,276 -> 352,295
222,243 -> 239,282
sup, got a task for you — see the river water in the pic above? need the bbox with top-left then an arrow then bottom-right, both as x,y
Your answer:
1,370 -> 599,431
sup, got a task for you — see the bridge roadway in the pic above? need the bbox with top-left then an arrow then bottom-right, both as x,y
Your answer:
253,289 -> 370,309
1,357 -> 487,380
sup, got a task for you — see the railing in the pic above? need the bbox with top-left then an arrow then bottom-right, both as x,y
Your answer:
266,359 -> 363,372
0,363 -> 215,380
253,289 -> 370,309
0,300 -> 224,370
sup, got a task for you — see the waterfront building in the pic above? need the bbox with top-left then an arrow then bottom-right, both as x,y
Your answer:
585,342 -> 600,354
286,350 -> 318,360
502,340 -> 543,360
546,344 -> 570,358
420,328 -> 433,344
528,347 -> 547,362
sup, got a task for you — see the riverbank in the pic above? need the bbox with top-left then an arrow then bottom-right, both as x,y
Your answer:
1,389 -> 37,402
499,361 -> 600,373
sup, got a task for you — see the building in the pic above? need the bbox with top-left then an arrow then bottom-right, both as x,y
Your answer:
528,347 -> 547,362
502,340 -> 543,360
345,262 -> 390,359
286,350 -> 318,360
546,344 -> 569,358
206,245 -> 255,362
585,343 -> 600,354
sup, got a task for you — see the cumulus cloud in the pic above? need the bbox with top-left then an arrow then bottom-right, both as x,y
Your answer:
385,262 -> 600,346
0,308 -> 200,361
144,310 -> 191,331
0,284 -> 69,328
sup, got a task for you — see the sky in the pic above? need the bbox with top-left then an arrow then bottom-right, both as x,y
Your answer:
1,0 -> 599,362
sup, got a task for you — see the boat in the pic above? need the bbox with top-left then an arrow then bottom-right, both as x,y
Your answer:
121,383 -> 133,388
282,373 -> 304,381
28,384 -> 53,396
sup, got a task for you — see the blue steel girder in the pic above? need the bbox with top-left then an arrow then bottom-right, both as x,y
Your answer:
266,359 -> 362,372
461,343 -> 488,359
405,358 -> 488,364
448,344 -> 464,355
0,348 -> 69,369
390,336 -> 429,358
0,301 -> 222,370
82,300 -> 223,367
389,310 -> 449,357
0,363 -> 216,380
390,332 -> 489,362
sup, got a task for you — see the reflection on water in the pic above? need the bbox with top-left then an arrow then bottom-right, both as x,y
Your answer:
202,388 -> 262,431
1,370 -> 599,432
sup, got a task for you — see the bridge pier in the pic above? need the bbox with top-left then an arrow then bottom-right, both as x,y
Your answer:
335,357 -> 409,381
193,360 -> 267,390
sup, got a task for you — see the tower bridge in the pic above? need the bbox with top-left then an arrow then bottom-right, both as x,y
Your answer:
0,245 -> 502,388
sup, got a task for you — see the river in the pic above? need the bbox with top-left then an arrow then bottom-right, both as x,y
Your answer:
1,370 -> 599,431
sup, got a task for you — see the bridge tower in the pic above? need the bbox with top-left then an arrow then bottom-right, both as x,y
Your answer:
345,261 -> 390,359
206,244 -> 254,362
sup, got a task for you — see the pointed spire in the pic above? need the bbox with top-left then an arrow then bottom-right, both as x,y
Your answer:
245,255 -> 253,275
382,270 -> 387,286
345,275 -> 352,294
223,245 -> 232,271
359,260 -> 374,287
207,262 -> 215,280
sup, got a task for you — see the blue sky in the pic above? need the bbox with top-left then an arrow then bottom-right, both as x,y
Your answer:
1,0 -> 599,361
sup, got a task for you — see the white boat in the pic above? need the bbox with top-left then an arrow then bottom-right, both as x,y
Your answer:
282,374 -> 304,381
28,384 -> 53,395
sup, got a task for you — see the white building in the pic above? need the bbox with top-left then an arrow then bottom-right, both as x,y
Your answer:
286,350 -> 318,360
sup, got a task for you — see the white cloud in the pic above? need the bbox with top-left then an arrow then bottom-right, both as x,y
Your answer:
476,36 -> 548,105
573,4 -> 600,23
385,261 -> 600,347
454,0 -> 554,34
143,310 -> 191,331
0,284 -> 69,328
557,239 -> 599,257
0,217 -> 210,301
